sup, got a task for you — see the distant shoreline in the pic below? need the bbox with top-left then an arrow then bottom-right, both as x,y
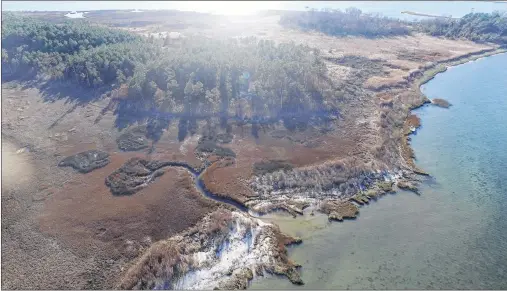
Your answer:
401,11 -> 459,19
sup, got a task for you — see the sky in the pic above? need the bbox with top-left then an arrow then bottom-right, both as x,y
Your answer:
2,1 -> 506,17
2,1 -> 284,15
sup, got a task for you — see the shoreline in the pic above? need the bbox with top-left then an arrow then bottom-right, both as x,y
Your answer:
403,48 -> 507,175
415,49 -> 507,92
238,47 -> 507,288
401,11 -> 458,19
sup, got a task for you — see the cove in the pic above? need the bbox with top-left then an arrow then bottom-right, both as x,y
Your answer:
250,53 -> 507,289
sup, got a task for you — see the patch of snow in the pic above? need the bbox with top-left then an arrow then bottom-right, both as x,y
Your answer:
168,32 -> 182,39
16,147 -> 29,154
64,12 -> 85,18
179,134 -> 200,156
172,213 -> 275,289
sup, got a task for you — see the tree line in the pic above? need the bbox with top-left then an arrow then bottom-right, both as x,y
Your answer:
416,11 -> 507,44
279,7 -> 411,38
279,8 -> 507,45
2,13 -> 341,138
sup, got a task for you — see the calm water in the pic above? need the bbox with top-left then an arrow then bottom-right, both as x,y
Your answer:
251,53 -> 507,289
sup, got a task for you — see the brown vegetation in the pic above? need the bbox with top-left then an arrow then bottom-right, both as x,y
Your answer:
58,150 -> 110,173
406,114 -> 421,129
39,151 -> 218,257
319,200 -> 359,221
22,144 -> 217,288
348,180 -> 394,206
253,159 -> 294,176
104,157 -> 197,196
397,180 -> 419,194
432,98 -> 452,108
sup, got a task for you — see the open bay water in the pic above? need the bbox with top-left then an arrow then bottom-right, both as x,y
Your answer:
251,53 -> 507,289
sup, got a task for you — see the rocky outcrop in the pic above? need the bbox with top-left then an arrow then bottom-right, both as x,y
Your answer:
117,209 -> 303,290
58,150 -> 110,173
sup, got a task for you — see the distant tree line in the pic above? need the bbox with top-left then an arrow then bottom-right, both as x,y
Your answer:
416,11 -> 507,44
279,7 -> 411,38
279,8 -> 507,45
1,12 -> 139,54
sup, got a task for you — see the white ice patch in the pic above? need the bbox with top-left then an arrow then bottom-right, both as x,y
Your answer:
171,213 -> 274,290
64,12 -> 85,18
179,135 -> 200,156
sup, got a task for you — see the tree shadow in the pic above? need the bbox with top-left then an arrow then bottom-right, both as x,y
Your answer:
3,78 -> 111,130
4,78 -> 343,150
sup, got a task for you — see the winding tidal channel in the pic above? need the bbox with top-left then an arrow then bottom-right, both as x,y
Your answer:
150,162 -> 249,212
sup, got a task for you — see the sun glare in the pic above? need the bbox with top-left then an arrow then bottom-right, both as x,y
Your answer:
173,1 -> 283,15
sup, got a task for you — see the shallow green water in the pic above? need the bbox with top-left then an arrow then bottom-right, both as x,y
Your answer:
251,53 -> 507,289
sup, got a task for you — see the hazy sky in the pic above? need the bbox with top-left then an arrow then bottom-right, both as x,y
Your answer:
2,1 -> 505,17
2,1 -> 285,14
